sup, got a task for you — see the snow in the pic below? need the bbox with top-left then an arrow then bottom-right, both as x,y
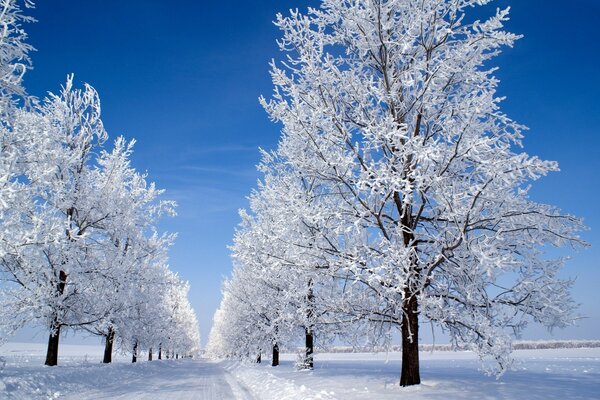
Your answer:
1,343 -> 599,399
231,349 -> 599,400
0,343 -> 252,400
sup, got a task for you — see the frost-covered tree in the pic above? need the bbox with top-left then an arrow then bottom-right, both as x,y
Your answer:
132,269 -> 200,358
0,0 -> 35,344
0,1 -> 200,366
0,0 -> 33,112
0,79 -> 195,366
209,154 -> 352,368
77,137 -> 176,363
167,279 -> 202,358
0,78 -> 113,365
256,0 -> 586,386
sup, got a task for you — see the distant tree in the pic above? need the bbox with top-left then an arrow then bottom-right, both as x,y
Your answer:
257,0 -> 586,386
0,1 -> 200,366
78,137 -> 176,363
0,0 -> 35,344
208,153 -> 356,368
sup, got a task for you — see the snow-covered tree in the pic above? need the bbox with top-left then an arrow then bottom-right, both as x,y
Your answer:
236,170 -> 334,367
163,278 -> 201,358
208,153 -> 353,368
1,78 -> 196,366
77,136 -> 176,363
0,0 -> 33,112
0,77 -> 113,365
0,0 -> 35,344
253,0 -> 586,386
0,1 -> 200,367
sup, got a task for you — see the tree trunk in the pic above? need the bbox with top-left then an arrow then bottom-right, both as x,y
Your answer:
305,327 -> 314,369
148,347 -> 153,361
45,270 -> 67,367
103,326 -> 115,363
132,341 -> 138,363
44,321 -> 61,366
400,294 -> 420,386
272,342 -> 279,367
176,353 -> 179,360
158,344 -> 162,360
304,279 -> 315,370
256,352 -> 261,363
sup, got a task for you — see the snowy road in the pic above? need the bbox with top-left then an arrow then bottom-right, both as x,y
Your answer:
2,344 -> 599,399
58,360 -> 256,400
0,349 -> 255,400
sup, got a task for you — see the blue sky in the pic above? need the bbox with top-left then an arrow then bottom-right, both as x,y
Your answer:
17,0 -> 600,345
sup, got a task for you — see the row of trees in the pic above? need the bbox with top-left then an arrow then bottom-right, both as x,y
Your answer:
0,0 -> 200,365
207,0 -> 585,386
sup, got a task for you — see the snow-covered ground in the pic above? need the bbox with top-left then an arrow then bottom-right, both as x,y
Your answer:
0,343 -> 253,400
1,343 -> 598,399
228,349 -> 600,400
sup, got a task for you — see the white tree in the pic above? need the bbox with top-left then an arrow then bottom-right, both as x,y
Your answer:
212,152 -> 355,368
0,77 -> 113,365
0,2 -> 200,367
0,0 -> 35,343
78,136 -> 176,363
0,0 -> 33,112
0,78 -> 189,366
208,258 -> 291,365
169,280 -> 202,358
257,0 -> 585,386
145,273 -> 200,360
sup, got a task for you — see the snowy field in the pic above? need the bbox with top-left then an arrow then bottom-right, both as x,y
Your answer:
1,343 -> 599,399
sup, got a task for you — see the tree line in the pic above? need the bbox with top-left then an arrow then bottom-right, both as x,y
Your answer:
206,0 -> 585,387
0,0 -> 200,365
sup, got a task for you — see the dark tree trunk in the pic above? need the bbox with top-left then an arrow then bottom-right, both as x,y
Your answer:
304,280 -> 315,370
176,353 -> 179,360
400,294 -> 420,386
305,327 -> 314,369
148,347 -> 153,361
45,270 -> 67,366
158,344 -> 162,360
103,326 -> 115,363
272,343 -> 279,367
132,341 -> 138,363
44,321 -> 61,367
256,352 -> 261,363
394,185 -> 421,386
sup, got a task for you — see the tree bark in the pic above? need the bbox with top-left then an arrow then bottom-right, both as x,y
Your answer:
304,280 -> 315,370
148,347 -> 153,361
103,326 -> 115,363
44,321 -> 61,367
158,343 -> 162,360
305,327 -> 314,369
256,352 -> 261,363
132,341 -> 138,363
400,294 -> 420,386
272,342 -> 279,367
45,270 -> 67,366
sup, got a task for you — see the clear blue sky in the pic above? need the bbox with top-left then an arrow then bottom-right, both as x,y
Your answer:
17,0 -> 600,345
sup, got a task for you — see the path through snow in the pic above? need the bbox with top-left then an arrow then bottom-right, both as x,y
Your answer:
1,356 -> 255,400
2,344 -> 599,399
63,360 -> 256,400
